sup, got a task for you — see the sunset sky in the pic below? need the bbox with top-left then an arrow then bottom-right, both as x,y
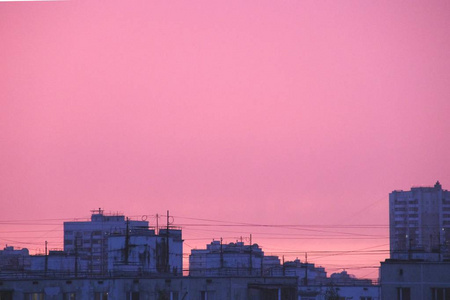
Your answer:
1,0 -> 450,280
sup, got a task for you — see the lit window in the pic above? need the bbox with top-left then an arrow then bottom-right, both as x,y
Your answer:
24,293 -> 44,300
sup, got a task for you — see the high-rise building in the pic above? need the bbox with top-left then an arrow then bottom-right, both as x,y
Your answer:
389,181 -> 450,260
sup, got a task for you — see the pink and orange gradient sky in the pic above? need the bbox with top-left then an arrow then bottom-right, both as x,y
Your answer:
1,0 -> 450,280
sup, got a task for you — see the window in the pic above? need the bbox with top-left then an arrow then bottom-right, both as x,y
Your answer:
94,292 -> 108,300
64,293 -> 76,300
156,291 -> 178,300
127,292 -> 139,300
431,288 -> 450,300
75,238 -> 83,247
24,293 -> 44,300
0,291 -> 13,300
397,287 -> 411,300
201,291 -> 214,300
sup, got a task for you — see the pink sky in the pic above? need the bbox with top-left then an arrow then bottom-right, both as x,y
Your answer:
1,0 -> 450,280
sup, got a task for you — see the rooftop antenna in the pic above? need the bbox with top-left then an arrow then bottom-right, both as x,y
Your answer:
91,207 -> 103,215
220,238 -> 223,270
165,210 -> 170,273
249,234 -> 253,275
305,252 -> 308,286
125,218 -> 130,265
44,241 -> 48,277
156,213 -> 159,235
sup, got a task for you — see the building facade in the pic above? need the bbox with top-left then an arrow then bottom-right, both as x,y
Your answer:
63,209 -> 149,275
298,284 -> 380,300
189,241 -> 267,276
108,229 -> 183,276
381,182 -> 450,300
0,246 -> 30,273
389,181 -> 450,260
0,276 -> 298,300
380,260 -> 450,300
281,259 -> 327,286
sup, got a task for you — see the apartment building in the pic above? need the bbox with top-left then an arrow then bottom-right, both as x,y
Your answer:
389,181 -> 450,260
63,209 -> 148,274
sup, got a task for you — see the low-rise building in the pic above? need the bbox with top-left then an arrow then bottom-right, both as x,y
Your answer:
329,270 -> 372,286
189,240 -> 379,299
108,228 -> 183,276
0,246 -> 30,273
281,259 -> 327,285
189,240 -> 266,276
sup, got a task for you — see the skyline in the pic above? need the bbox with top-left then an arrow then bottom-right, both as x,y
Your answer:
2,207 -> 388,279
2,0 -> 450,281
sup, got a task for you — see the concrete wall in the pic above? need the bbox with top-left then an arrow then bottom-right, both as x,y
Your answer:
380,260 -> 450,300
